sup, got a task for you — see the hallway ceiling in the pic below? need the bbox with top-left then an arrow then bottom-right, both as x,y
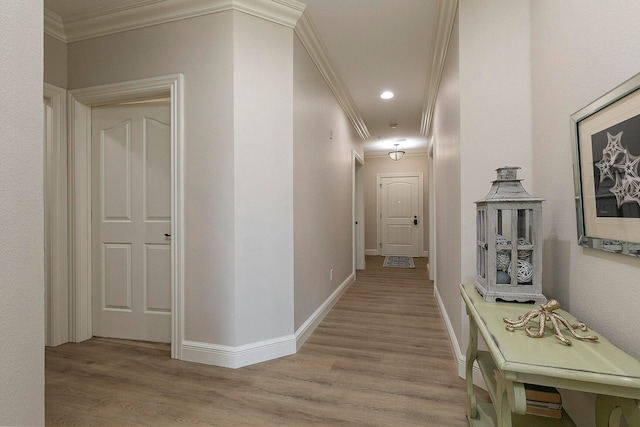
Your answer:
44,0 -> 439,156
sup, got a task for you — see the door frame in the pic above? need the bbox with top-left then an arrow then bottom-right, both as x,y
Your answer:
352,150 -> 365,274
44,83 -> 69,347
68,74 -> 184,359
377,172 -> 424,256
428,142 -> 436,280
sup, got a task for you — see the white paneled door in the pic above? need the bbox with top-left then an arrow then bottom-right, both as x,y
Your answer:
92,101 -> 171,343
380,175 -> 422,256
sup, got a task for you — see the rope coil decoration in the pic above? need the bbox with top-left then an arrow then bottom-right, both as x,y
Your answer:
495,235 -> 533,283
507,260 -> 533,283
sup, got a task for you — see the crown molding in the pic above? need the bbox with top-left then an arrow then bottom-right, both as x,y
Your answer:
295,10 -> 369,141
44,8 -> 66,42
43,0 -> 368,142
235,0 -> 305,28
45,0 -> 305,43
420,0 -> 458,137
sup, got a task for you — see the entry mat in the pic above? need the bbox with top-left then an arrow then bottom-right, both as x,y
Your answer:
383,256 -> 415,268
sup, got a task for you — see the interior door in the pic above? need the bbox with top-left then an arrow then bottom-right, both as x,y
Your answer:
91,101 -> 171,343
380,175 -> 421,256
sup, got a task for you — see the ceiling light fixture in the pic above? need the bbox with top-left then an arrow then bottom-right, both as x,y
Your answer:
388,143 -> 405,161
380,91 -> 394,100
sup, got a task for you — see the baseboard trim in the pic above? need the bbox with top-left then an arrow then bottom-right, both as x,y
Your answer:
295,272 -> 355,350
180,272 -> 355,369
181,334 -> 296,369
434,284 -> 486,389
364,250 -> 428,257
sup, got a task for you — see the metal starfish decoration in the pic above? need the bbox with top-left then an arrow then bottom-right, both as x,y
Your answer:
503,299 -> 598,346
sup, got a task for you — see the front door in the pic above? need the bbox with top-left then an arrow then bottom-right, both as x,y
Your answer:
379,175 -> 422,256
91,101 -> 171,343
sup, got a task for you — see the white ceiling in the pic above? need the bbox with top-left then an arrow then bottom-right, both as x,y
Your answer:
299,0 -> 436,155
44,0 -> 438,156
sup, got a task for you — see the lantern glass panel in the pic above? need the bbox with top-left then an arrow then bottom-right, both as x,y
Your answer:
496,209 -> 512,242
477,209 -> 486,280
516,209 -> 534,285
495,209 -> 514,285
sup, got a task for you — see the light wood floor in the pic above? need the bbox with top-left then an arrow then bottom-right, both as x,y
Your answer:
46,256 -> 481,426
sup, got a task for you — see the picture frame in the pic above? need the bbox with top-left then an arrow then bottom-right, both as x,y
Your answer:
571,72 -> 640,257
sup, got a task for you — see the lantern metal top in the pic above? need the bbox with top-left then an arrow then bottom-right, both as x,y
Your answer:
476,166 -> 543,203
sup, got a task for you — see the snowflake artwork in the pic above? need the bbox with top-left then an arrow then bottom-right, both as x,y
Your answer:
591,114 -> 640,218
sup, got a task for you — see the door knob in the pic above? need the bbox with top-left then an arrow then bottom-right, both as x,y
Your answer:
164,233 -> 171,237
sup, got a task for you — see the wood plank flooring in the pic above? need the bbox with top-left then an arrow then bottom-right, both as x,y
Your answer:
46,256 -> 481,426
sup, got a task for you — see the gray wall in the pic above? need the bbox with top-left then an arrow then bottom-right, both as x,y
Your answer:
293,35 -> 363,329
67,11 -> 297,348
68,12 -> 238,345
44,34 -> 67,88
60,6 -> 362,353
0,1 -> 44,424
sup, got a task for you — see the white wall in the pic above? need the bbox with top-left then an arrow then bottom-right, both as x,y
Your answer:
459,0 -> 534,286
531,2 -> 640,425
433,0 -> 535,358
363,154 -> 429,255
431,9 -> 463,355
434,2 -> 640,425
293,35 -> 363,329
0,1 -> 44,424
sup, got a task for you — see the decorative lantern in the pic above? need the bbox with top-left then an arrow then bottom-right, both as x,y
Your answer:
475,167 -> 546,304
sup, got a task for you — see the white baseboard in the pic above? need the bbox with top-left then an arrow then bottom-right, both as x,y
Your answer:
434,284 -> 486,390
364,249 -> 429,257
181,335 -> 296,369
180,272 -> 355,369
295,272 -> 355,350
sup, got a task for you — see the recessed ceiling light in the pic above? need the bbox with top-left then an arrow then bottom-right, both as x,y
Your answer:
380,91 -> 394,100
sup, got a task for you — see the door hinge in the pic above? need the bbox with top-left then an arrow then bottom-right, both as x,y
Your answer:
379,242 -> 382,248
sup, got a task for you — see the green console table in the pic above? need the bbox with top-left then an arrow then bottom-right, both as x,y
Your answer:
460,283 -> 640,427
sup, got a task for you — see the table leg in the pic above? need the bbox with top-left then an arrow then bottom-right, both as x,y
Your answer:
595,395 -> 640,427
496,387 -> 513,427
465,308 -> 478,420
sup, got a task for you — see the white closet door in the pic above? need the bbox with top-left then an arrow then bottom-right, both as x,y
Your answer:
92,101 -> 171,343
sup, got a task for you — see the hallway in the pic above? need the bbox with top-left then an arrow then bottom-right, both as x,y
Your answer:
46,256 -> 474,426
